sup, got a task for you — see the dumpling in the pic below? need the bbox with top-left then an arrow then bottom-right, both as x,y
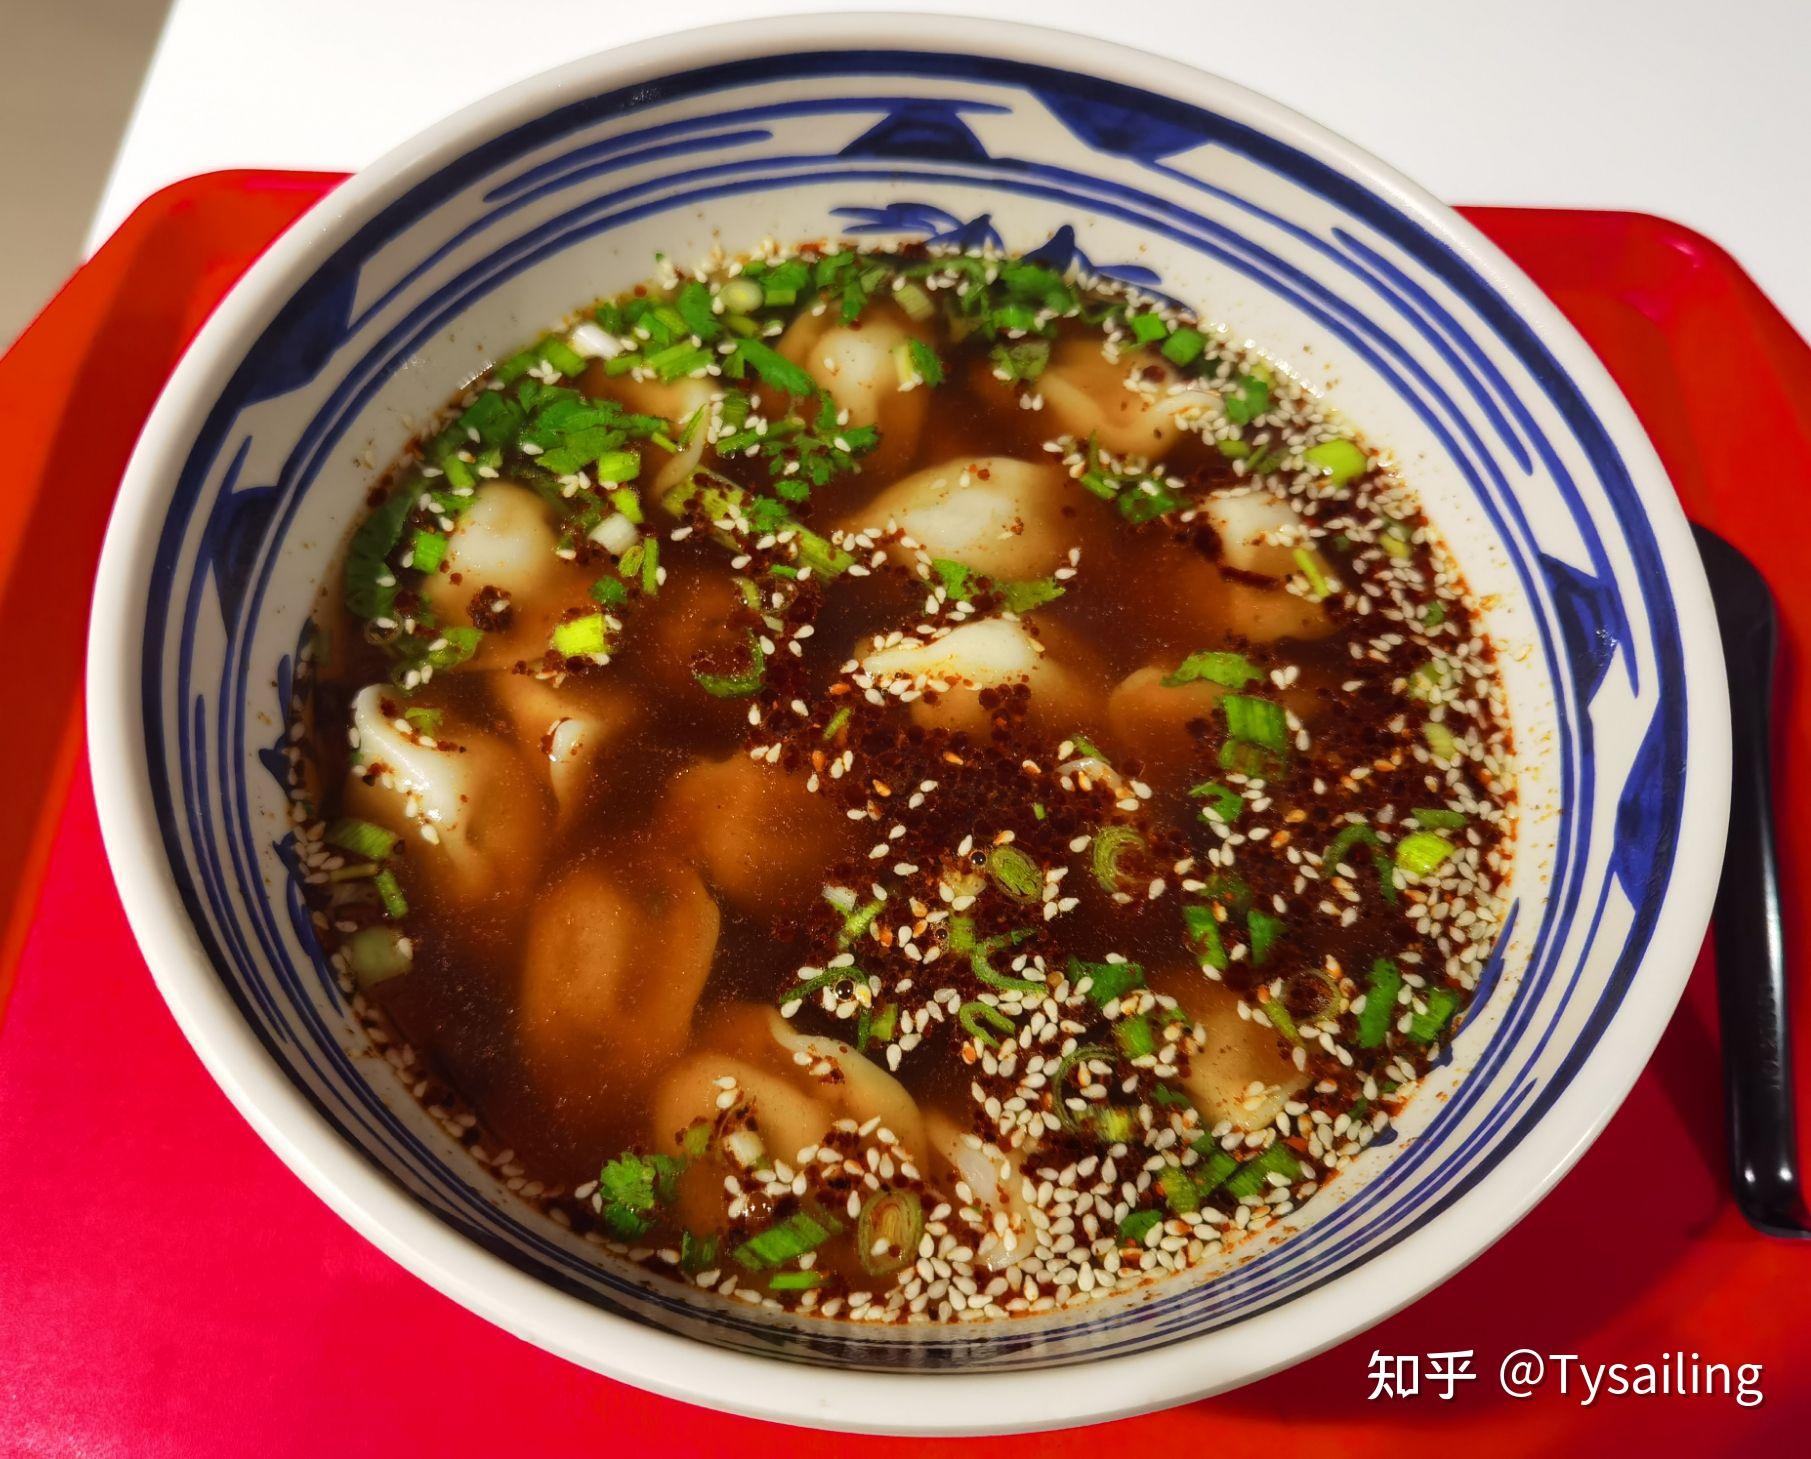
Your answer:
839,456 -> 1070,580
664,753 -> 851,915
1158,969 -> 1309,1134
1105,666 -> 1229,772
340,684 -> 549,898
650,1004 -> 926,1167
1148,542 -> 1336,647
776,300 -> 930,476
416,482 -> 579,667
859,617 -> 1088,735
489,672 -> 638,818
623,566 -> 748,697
1035,338 -> 1219,460
1199,486 -> 1313,578
924,1114 -> 1039,1271
1105,664 -> 1317,772
765,1010 -> 926,1162
585,372 -> 714,498
519,858 -> 720,1084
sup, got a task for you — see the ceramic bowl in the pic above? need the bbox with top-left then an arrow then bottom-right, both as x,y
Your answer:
88,13 -> 1728,1434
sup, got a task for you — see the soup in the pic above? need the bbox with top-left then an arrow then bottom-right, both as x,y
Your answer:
284,242 -> 1513,1323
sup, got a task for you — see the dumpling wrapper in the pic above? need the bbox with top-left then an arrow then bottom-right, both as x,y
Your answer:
1036,338 -> 1220,460
1199,487 -> 1313,578
664,753 -> 853,916
650,1005 -> 926,1168
840,456 -> 1070,581
417,482 -> 583,667
587,372 -> 714,497
342,684 -> 549,898
924,1113 -> 1039,1271
1160,970 -> 1310,1134
859,617 -> 1087,734
519,859 -> 720,1083
777,301 -> 929,476
490,672 -> 638,818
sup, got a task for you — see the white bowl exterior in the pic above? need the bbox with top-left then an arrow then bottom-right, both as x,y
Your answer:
88,14 -> 1728,1435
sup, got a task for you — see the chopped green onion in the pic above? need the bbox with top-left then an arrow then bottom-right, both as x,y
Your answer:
1293,547 -> 1335,600
1164,649 -> 1263,689
409,529 -> 447,573
1260,998 -> 1299,1042
734,1208 -> 842,1271
1247,909 -> 1285,966
595,450 -> 641,484
1223,1142 -> 1303,1202
1051,1042 -> 1113,1130
693,634 -> 765,698
839,896 -> 886,945
373,868 -> 408,920
856,1001 -> 898,1050
1223,372 -> 1271,424
1189,780 -> 1244,824
1411,807 -> 1468,830
1408,987 -> 1462,1043
1424,721 -> 1460,762
1396,830 -> 1457,877
590,576 -> 629,607
893,281 -> 935,322
971,931 -> 1044,994
1191,1148 -> 1239,1198
1159,326 -> 1206,367
1222,694 -> 1289,752
958,999 -> 1016,1049
1114,1014 -> 1156,1061
551,613 -> 609,658
1303,437 -> 1368,486
327,818 -> 399,861
795,526 -> 853,577
679,1231 -> 718,1274
718,277 -> 764,314
1091,1106 -> 1138,1144
342,488 -> 414,621
1158,1165 -> 1202,1215
402,706 -> 441,734
1127,312 -> 1169,345
766,1270 -> 826,1291
344,925 -> 410,988
1090,825 -> 1146,895
1119,1209 -> 1163,1244
821,706 -> 851,741
1069,958 -> 1145,1006
1357,957 -> 1402,1048
857,1189 -> 925,1275
1409,657 -> 1454,702
1186,905 -> 1228,971
985,845 -> 1043,901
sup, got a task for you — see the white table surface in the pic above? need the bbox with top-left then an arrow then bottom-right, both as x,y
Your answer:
94,0 -> 1811,338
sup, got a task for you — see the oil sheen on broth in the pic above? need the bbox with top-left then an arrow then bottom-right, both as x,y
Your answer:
289,243 -> 1513,1323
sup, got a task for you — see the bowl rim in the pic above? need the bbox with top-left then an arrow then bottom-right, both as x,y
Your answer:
86,10 -> 1731,1435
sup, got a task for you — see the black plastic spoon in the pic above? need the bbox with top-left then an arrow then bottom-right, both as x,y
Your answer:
1695,524 -> 1809,1238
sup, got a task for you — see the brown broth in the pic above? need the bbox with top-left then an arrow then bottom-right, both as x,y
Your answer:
295,250 -> 1513,1318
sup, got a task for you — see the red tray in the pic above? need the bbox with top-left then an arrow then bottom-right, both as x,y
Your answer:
3,176 -> 1808,1455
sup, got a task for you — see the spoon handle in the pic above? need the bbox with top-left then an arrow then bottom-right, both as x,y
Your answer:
1695,524 -> 1809,1238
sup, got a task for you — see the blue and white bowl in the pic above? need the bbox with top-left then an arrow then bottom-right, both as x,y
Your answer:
88,15 -> 1728,1434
